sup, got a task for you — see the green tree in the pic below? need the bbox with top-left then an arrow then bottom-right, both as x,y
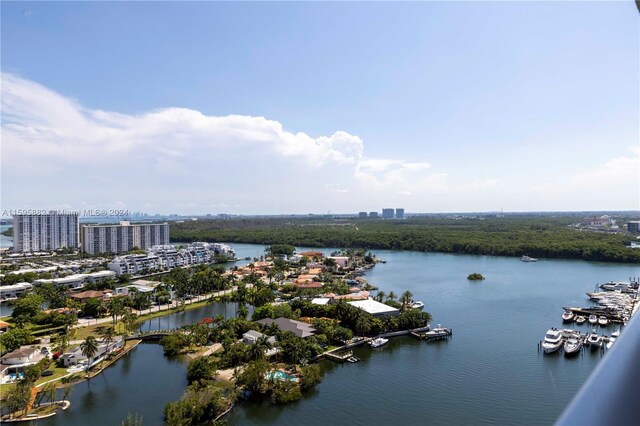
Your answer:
12,293 -> 44,321
186,356 -> 217,383
80,335 -> 99,375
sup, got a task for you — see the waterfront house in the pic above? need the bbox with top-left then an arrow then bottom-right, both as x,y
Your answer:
70,290 -> 110,302
256,318 -> 316,338
243,330 -> 277,346
0,282 -> 33,302
348,299 -> 400,317
297,281 -> 323,290
0,347 -> 42,384
59,337 -> 124,367
0,347 -> 40,365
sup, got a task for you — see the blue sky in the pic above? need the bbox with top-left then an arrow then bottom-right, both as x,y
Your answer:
1,1 -> 638,214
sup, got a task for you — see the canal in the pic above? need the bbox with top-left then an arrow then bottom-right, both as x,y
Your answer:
42,245 -> 640,425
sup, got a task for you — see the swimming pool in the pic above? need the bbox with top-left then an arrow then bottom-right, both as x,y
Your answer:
265,370 -> 298,382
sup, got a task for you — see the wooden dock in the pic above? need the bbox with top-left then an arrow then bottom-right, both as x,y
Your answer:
411,327 -> 453,341
325,350 -> 354,363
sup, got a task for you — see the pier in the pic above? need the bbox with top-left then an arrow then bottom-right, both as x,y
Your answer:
411,327 -> 453,341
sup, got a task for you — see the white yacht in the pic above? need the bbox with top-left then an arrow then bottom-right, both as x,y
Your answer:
587,330 -> 601,350
542,328 -> 563,354
588,314 -> 598,325
520,255 -> 538,262
370,337 -> 389,348
410,300 -> 424,310
575,316 -> 586,325
564,336 -> 582,356
562,309 -> 575,322
598,316 -> 608,326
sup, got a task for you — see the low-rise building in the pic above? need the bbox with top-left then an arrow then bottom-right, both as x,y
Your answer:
348,299 -> 400,317
256,317 -> 316,338
0,282 -> 33,301
59,337 -> 124,367
33,270 -> 116,291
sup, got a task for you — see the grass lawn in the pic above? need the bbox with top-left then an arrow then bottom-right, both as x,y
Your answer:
35,367 -> 72,387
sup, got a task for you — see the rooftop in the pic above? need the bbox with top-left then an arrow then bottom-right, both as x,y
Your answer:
348,299 -> 400,316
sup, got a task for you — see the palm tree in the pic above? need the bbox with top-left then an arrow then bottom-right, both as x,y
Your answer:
80,336 -> 99,376
400,290 -> 413,308
387,291 -> 397,302
250,335 -> 272,361
237,303 -> 249,320
355,313 -> 373,336
100,326 -> 116,357
376,290 -> 386,303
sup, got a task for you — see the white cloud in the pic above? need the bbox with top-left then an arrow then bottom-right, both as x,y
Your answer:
0,72 -> 444,213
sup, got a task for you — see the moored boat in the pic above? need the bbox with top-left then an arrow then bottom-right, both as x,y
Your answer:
588,314 -> 598,325
370,337 -> 389,348
564,336 -> 582,356
575,316 -> 586,325
541,328 -> 563,354
410,300 -> 424,310
598,316 -> 608,327
587,330 -> 601,350
562,309 -> 575,323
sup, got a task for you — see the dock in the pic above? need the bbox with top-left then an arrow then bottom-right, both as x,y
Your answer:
325,350 -> 355,363
411,327 -> 453,341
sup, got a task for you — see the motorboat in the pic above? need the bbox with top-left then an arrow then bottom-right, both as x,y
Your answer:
588,314 -> 598,325
598,316 -> 608,326
347,356 -> 360,363
575,316 -> 586,325
605,337 -> 616,349
564,336 -> 582,356
370,337 -> 389,348
521,255 -> 538,262
410,300 -> 424,310
612,330 -> 620,338
560,329 -> 580,339
587,330 -> 601,350
541,328 -> 563,354
562,309 -> 575,322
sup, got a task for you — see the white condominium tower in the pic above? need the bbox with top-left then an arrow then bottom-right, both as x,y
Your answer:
81,221 -> 170,255
13,212 -> 79,252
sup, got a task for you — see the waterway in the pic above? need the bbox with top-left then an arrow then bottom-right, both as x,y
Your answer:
0,224 -> 12,249
36,245 -> 640,425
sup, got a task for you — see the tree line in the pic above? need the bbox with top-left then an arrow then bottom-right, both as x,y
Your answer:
170,216 -> 640,263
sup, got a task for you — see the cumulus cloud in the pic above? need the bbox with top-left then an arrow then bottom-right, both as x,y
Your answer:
0,72 -> 444,213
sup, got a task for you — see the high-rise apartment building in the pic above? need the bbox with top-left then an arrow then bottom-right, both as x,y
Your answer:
395,208 -> 405,219
358,212 -> 368,218
81,221 -> 170,255
13,212 -> 79,252
382,208 -> 395,219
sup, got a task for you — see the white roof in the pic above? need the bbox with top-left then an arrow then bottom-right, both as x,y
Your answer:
348,299 -> 399,315
311,297 -> 331,305
0,282 -> 33,292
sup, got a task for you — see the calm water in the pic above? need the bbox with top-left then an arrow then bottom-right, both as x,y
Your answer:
0,224 -> 12,249
31,245 -> 640,425
41,343 -> 188,426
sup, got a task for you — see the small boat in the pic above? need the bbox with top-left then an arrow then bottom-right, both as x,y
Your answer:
575,316 -> 586,325
370,337 -> 389,348
346,356 -> 360,363
587,330 -> 601,350
605,337 -> 616,349
560,329 -> 580,339
521,255 -> 538,262
541,328 -> 563,354
410,300 -> 424,310
612,330 -> 620,338
588,314 -> 598,325
564,336 -> 582,356
598,316 -> 608,326
562,309 -> 575,322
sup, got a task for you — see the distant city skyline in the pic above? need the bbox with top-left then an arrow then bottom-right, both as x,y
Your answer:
1,2 -> 638,214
